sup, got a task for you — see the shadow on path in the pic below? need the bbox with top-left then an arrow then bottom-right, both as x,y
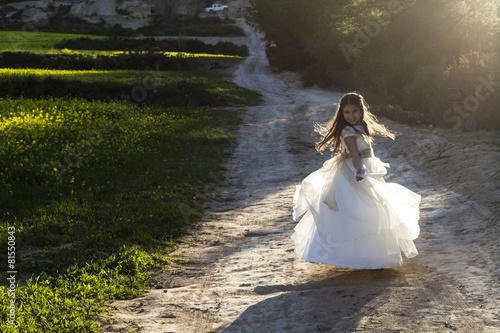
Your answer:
215,269 -> 401,332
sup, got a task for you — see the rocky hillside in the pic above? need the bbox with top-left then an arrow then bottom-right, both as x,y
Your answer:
1,0 -> 154,29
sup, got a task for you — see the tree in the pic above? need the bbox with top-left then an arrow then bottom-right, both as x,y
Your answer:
186,0 -> 206,24
154,0 -> 181,23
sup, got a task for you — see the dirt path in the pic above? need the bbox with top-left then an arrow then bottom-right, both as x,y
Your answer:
101,5 -> 500,333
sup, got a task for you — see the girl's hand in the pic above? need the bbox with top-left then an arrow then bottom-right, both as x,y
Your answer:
356,165 -> 366,182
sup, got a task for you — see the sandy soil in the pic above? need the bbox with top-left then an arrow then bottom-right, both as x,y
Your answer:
100,1 -> 500,332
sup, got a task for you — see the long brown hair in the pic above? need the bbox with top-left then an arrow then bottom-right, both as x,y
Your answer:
315,92 -> 395,155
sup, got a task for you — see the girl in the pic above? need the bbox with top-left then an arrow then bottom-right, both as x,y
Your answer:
292,92 -> 420,269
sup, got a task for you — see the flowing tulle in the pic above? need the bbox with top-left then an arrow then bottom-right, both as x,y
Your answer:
292,155 -> 420,269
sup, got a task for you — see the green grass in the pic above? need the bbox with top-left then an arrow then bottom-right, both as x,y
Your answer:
0,67 -> 226,85
287,135 -> 315,154
0,68 -> 261,106
0,27 -> 258,331
0,31 -> 244,60
1,247 -> 152,332
0,31 -> 106,52
0,96 -> 244,332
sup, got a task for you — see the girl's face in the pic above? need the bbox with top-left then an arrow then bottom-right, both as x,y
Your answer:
343,104 -> 362,125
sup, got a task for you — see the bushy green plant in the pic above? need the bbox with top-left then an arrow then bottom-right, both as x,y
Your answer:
433,51 -> 499,130
43,1 -> 56,13
54,37 -> 249,56
0,51 -> 240,72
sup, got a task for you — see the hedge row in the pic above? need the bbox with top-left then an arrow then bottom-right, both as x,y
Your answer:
0,75 -> 227,108
0,51 -> 228,71
55,37 -> 249,56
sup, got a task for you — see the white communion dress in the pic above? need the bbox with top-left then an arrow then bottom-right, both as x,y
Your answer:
292,125 -> 421,269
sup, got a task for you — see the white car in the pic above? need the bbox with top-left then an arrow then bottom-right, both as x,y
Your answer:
204,4 -> 228,14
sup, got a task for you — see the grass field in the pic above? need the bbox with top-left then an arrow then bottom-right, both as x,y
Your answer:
0,68 -> 260,106
0,30 -> 257,332
0,96 -> 243,332
0,31 -> 106,52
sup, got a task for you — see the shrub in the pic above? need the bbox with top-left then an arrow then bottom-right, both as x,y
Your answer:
0,5 -> 16,14
136,21 -> 244,37
434,51 -> 499,130
0,0 -> 25,4
0,51 -> 226,72
54,37 -> 249,56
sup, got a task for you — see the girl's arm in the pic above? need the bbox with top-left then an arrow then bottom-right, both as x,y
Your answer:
344,136 -> 366,181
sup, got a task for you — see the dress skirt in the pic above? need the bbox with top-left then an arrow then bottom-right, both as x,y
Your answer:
292,154 -> 420,269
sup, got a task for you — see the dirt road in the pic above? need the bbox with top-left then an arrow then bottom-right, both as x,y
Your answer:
102,5 -> 500,333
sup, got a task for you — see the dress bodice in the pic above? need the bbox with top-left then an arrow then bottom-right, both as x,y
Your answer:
340,125 -> 371,154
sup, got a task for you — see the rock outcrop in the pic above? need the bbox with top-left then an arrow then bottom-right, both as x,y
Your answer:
1,0 -> 154,29
20,7 -> 51,25
117,0 -> 152,20
70,0 -> 116,16
67,0 -> 154,28
69,0 -> 117,23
